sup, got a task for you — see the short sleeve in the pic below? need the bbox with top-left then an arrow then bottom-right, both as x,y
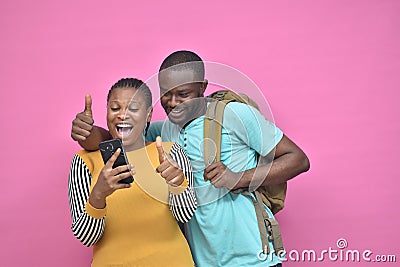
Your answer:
223,102 -> 283,156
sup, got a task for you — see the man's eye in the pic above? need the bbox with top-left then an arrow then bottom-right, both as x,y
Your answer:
129,108 -> 139,112
162,91 -> 171,97
179,93 -> 189,97
110,107 -> 119,111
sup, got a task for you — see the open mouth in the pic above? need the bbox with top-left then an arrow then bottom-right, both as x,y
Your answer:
167,107 -> 185,122
168,103 -> 188,115
116,123 -> 133,137
171,107 -> 184,114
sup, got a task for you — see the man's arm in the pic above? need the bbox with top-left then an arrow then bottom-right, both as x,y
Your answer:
204,135 -> 309,190
75,125 -> 111,151
235,134 -> 310,189
71,94 -> 111,151
203,102 -> 309,190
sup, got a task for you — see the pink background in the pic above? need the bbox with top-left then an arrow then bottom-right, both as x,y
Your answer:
1,0 -> 399,266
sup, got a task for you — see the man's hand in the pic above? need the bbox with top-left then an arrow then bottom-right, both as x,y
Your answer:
155,137 -> 185,187
89,148 -> 134,209
71,94 -> 94,141
204,161 -> 241,190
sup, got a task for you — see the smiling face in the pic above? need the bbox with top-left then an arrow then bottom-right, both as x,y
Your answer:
107,87 -> 152,151
159,68 -> 207,128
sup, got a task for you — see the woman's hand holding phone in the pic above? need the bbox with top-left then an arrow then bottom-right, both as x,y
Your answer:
89,148 -> 135,209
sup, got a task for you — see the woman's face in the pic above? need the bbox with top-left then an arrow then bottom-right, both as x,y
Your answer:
107,87 -> 151,151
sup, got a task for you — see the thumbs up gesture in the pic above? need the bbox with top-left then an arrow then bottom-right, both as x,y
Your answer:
71,94 -> 95,141
155,136 -> 185,187
84,94 -> 93,117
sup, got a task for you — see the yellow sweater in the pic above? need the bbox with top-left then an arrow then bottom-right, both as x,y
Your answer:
74,142 -> 194,267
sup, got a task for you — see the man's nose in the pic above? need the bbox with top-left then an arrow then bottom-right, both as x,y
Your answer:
170,95 -> 180,108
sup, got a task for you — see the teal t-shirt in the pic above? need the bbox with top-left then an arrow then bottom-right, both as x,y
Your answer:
147,102 -> 284,266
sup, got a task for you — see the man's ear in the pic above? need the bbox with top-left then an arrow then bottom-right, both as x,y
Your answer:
147,107 -> 153,122
200,79 -> 208,96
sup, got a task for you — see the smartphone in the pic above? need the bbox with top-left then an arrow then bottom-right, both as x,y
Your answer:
99,139 -> 134,184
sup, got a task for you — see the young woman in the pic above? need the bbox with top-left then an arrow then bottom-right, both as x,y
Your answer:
68,78 -> 196,266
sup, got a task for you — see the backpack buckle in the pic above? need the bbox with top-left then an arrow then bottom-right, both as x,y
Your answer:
214,91 -> 226,100
264,218 -> 274,242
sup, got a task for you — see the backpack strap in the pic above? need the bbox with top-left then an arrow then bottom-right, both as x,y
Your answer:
204,97 -> 233,166
204,91 -> 260,166
254,191 -> 284,256
241,190 -> 284,256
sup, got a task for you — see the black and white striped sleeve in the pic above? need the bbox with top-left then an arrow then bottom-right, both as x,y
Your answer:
168,143 -> 197,223
68,154 -> 105,247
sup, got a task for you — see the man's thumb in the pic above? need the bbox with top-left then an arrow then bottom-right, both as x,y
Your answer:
156,136 -> 165,163
84,94 -> 93,117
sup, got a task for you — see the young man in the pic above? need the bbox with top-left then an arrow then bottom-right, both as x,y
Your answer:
71,51 -> 309,266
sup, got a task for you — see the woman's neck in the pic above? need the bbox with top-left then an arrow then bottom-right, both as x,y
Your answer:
124,138 -> 148,152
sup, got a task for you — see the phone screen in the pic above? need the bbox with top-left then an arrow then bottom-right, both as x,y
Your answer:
99,139 -> 134,184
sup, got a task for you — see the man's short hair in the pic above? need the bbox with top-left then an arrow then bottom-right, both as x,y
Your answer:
159,50 -> 205,82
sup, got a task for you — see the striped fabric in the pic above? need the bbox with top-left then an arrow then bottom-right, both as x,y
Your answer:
168,143 -> 197,223
68,143 -> 197,247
